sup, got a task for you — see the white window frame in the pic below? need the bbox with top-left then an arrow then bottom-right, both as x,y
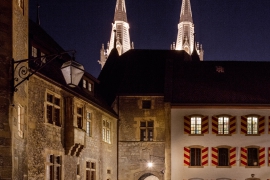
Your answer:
86,161 -> 96,180
247,116 -> 258,134
102,120 -> 111,144
86,111 -> 92,137
45,92 -> 61,127
218,116 -> 229,134
46,154 -> 61,180
191,116 -> 202,134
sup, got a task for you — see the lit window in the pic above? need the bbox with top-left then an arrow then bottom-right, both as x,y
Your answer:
18,104 -> 24,138
32,46 -> 38,57
247,117 -> 258,134
190,148 -> 201,166
86,161 -> 96,180
140,121 -> 154,141
218,148 -> 229,166
88,83 -> 92,92
46,93 -> 61,127
102,120 -> 111,143
218,117 -> 229,134
77,107 -> 83,129
18,0 -> 24,9
41,52 -> 46,63
191,117 -> 201,134
142,100 -> 151,109
86,112 -> 92,137
247,148 -> 259,166
83,80 -> 87,88
47,155 -> 61,180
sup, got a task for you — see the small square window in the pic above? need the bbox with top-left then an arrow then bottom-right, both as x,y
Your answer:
142,100 -> 151,109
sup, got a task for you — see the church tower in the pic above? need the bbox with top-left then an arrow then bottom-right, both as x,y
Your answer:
173,0 -> 204,60
99,0 -> 133,69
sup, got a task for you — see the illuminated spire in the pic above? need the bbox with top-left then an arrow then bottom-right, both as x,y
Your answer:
99,0 -> 132,69
175,0 -> 203,60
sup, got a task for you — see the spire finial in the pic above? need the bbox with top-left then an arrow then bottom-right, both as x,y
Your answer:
36,3 -> 40,25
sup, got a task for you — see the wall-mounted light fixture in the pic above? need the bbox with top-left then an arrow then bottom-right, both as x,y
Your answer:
13,50 -> 84,92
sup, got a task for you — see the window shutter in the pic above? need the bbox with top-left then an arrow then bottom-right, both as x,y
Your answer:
259,147 -> 265,166
240,116 -> 247,134
268,147 -> 270,166
268,117 -> 270,134
258,116 -> 265,134
202,147 -> 208,166
211,147 -> 218,166
229,116 -> 236,134
240,147 -> 247,166
202,116 -> 209,134
184,116 -> 191,134
212,116 -> 218,134
229,147 -> 236,166
184,147 -> 190,166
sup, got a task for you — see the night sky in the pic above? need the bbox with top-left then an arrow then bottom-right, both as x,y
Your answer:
29,0 -> 270,78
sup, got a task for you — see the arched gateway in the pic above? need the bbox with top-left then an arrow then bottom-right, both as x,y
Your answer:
139,173 -> 159,180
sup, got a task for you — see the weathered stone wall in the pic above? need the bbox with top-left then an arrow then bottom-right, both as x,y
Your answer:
117,96 -> 170,180
28,75 -> 117,179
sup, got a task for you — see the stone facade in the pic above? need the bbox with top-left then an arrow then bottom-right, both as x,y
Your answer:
27,75 -> 118,180
115,96 -> 171,180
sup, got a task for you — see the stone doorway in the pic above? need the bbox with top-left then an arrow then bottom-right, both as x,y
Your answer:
138,173 -> 159,180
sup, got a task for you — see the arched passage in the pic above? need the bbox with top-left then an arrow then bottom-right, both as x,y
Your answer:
139,173 -> 159,180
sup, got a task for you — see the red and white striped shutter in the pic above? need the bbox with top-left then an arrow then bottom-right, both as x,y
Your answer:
202,116 -> 209,134
268,147 -> 270,166
212,147 -> 218,166
202,147 -> 208,166
184,116 -> 191,134
229,147 -> 237,166
240,116 -> 247,134
269,117 -> 270,134
258,116 -> 265,134
240,147 -> 247,166
259,147 -> 265,166
212,116 -> 218,134
184,147 -> 190,166
229,116 -> 237,134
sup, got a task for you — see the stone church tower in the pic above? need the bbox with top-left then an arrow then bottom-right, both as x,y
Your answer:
172,0 -> 204,60
98,0 -> 133,69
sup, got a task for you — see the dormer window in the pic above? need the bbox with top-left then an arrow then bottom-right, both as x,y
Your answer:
88,83 -> 92,92
32,46 -> 38,57
83,80 -> 87,88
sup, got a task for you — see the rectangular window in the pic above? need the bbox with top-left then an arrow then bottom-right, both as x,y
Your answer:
218,117 -> 229,134
247,148 -> 259,166
190,148 -> 201,166
247,117 -> 258,134
46,93 -> 61,127
48,155 -> 61,180
77,107 -> 83,129
86,161 -> 96,180
102,120 -> 111,143
32,46 -> 38,57
83,80 -> 87,88
88,83 -> 92,91
218,148 -> 229,166
191,117 -> 202,134
18,105 -> 24,138
142,100 -> 151,109
86,112 -> 92,137
140,121 -> 154,141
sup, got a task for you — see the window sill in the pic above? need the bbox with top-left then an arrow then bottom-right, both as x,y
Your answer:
189,134 -> 204,136
216,134 -> 232,136
245,134 -> 260,136
245,165 -> 260,168
188,166 -> 204,168
216,166 -> 231,168
44,122 -> 61,128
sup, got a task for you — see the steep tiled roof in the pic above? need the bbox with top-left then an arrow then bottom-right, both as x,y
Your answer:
99,49 -> 270,106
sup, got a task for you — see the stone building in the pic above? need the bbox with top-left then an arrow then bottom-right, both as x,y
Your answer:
0,1 -> 118,179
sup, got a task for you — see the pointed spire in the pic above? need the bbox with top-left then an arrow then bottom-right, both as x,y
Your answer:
36,3 -> 40,25
114,0 -> 127,22
180,0 -> 193,23
191,33 -> 200,61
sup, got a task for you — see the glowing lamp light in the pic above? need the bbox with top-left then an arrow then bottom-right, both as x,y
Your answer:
61,60 -> 84,87
147,162 -> 153,168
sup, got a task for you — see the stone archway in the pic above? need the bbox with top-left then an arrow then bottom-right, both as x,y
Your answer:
139,173 -> 159,180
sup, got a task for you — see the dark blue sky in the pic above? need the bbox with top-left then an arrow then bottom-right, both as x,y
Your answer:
29,0 -> 270,77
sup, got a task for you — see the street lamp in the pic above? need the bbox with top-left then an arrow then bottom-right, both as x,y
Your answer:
13,50 -> 84,91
